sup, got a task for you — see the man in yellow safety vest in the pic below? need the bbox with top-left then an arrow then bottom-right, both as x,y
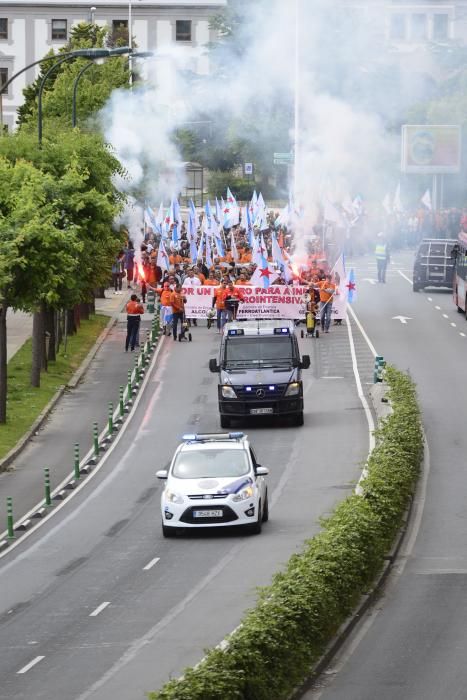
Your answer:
375,233 -> 390,283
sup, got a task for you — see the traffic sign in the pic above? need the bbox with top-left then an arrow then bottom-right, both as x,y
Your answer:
273,152 -> 294,165
244,162 -> 253,175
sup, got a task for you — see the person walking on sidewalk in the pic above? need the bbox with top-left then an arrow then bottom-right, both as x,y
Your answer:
112,251 -> 125,294
375,232 -> 390,283
125,294 -> 144,352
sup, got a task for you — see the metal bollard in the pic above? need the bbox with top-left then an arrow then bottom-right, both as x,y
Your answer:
44,468 -> 52,507
127,369 -> 132,397
108,402 -> 114,435
146,330 -> 151,353
151,321 -> 157,343
74,443 -> 80,480
6,497 -> 14,539
374,355 -> 384,383
119,386 -> 124,418
147,288 -> 155,314
134,356 -> 140,383
93,422 -> 99,458
377,359 -> 386,383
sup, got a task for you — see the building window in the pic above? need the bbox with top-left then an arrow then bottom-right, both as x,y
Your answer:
411,14 -> 427,40
111,19 -> 129,44
0,18 -> 8,40
433,14 -> 449,40
51,19 -> 67,41
390,14 -> 407,40
0,67 -> 8,94
176,20 -> 192,42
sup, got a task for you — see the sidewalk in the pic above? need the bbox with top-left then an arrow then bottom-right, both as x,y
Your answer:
0,288 -> 155,532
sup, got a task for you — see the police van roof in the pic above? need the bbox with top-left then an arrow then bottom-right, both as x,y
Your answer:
222,320 -> 295,337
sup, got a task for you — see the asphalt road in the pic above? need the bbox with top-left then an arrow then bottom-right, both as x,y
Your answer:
305,251 -> 467,700
0,314 -> 374,700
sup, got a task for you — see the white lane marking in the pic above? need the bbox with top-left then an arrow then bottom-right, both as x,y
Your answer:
443,314 -> 449,319
460,332 -> 466,337
346,312 -> 376,493
427,297 -> 433,302
89,601 -> 110,617
347,305 -> 378,357
451,323 -> 456,327
392,316 -> 411,324
398,270 -> 412,284
322,376 -> 344,379
435,306 -> 441,310
143,557 -> 160,571
0,336 -> 167,560
363,278 -> 377,285
17,656 -> 45,674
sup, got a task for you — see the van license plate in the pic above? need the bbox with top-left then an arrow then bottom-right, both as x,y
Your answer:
193,510 -> 223,518
250,407 -> 273,415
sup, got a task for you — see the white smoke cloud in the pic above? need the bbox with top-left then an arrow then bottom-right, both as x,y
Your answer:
101,0 -> 432,236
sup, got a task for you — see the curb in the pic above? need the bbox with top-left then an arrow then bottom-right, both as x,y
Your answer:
0,298 -> 126,474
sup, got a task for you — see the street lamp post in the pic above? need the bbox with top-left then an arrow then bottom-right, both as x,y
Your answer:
71,46 -> 131,128
38,48 -> 129,145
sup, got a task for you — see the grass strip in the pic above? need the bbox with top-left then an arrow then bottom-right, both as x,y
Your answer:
148,366 -> 423,700
0,313 -> 109,461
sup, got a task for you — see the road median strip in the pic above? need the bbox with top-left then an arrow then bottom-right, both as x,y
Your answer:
148,366 -> 423,700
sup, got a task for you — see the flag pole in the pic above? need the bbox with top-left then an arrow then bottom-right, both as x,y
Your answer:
293,0 -> 301,205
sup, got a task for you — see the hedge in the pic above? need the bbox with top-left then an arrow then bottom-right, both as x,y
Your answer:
148,366 -> 423,700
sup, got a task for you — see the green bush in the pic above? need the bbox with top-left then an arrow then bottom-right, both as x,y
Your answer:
148,366 -> 423,700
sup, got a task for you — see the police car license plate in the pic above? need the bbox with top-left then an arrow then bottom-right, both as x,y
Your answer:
250,407 -> 273,415
193,510 -> 223,518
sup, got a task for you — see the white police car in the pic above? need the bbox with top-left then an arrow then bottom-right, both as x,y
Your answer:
156,432 -> 269,537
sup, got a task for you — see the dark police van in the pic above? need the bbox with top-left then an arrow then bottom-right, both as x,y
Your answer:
209,320 -> 310,428
412,238 -> 457,292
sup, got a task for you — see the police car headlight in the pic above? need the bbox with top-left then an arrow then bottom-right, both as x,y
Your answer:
285,382 -> 300,396
165,489 -> 184,504
232,485 -> 254,502
221,385 -> 237,399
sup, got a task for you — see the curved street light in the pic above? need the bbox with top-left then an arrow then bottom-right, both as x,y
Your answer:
71,46 -> 132,128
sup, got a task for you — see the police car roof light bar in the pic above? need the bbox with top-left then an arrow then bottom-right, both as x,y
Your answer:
182,432 -> 245,442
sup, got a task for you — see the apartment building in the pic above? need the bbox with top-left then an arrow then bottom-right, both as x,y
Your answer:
0,0 -> 226,129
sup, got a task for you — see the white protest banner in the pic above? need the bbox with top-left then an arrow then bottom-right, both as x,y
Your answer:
182,285 -> 346,320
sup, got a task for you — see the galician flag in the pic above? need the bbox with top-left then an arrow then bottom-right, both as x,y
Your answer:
249,257 -> 279,289
205,231 -> 213,267
226,187 -> 240,226
197,230 -> 204,264
157,239 -> 169,271
421,189 -> 432,210
230,229 -> 239,262
346,268 -> 356,303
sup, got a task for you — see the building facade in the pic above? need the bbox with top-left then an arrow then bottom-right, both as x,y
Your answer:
0,0 -> 226,130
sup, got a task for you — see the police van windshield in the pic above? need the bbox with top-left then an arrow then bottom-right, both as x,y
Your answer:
224,336 -> 294,366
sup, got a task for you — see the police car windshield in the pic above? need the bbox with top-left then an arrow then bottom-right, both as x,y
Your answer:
172,448 -> 249,479
225,336 -> 293,365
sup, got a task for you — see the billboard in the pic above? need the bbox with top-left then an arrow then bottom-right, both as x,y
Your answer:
401,125 -> 461,174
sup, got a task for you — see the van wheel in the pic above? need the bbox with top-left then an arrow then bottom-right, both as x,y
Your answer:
162,523 -> 176,538
249,503 -> 263,534
293,412 -> 304,427
262,492 -> 269,522
220,415 -> 231,429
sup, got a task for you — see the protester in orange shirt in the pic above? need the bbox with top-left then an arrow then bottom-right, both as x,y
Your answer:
212,280 -> 227,332
125,294 -> 145,352
169,284 -> 187,341
156,282 -> 173,335
224,282 -> 244,321
204,271 -> 220,286
235,272 -> 250,285
318,274 -> 336,333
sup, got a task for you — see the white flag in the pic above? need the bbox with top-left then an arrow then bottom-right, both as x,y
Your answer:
230,230 -> 239,262
382,193 -> 392,214
156,239 -> 169,271
421,189 -> 432,210
393,183 -> 403,213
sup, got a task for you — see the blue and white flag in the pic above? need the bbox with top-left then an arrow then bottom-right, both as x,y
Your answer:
271,232 -> 285,266
230,230 -> 239,262
346,268 -> 356,303
197,230 -> 204,263
249,256 -> 279,289
205,231 -> 213,267
156,239 -> 170,272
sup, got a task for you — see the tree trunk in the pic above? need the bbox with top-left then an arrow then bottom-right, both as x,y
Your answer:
79,302 -> 90,321
0,302 -> 8,424
74,304 -> 81,330
93,287 -> 106,300
45,306 -> 56,362
31,306 -> 44,387
66,309 -> 77,336
89,294 -> 96,315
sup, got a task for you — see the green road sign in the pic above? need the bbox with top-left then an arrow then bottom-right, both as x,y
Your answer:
273,152 -> 294,165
